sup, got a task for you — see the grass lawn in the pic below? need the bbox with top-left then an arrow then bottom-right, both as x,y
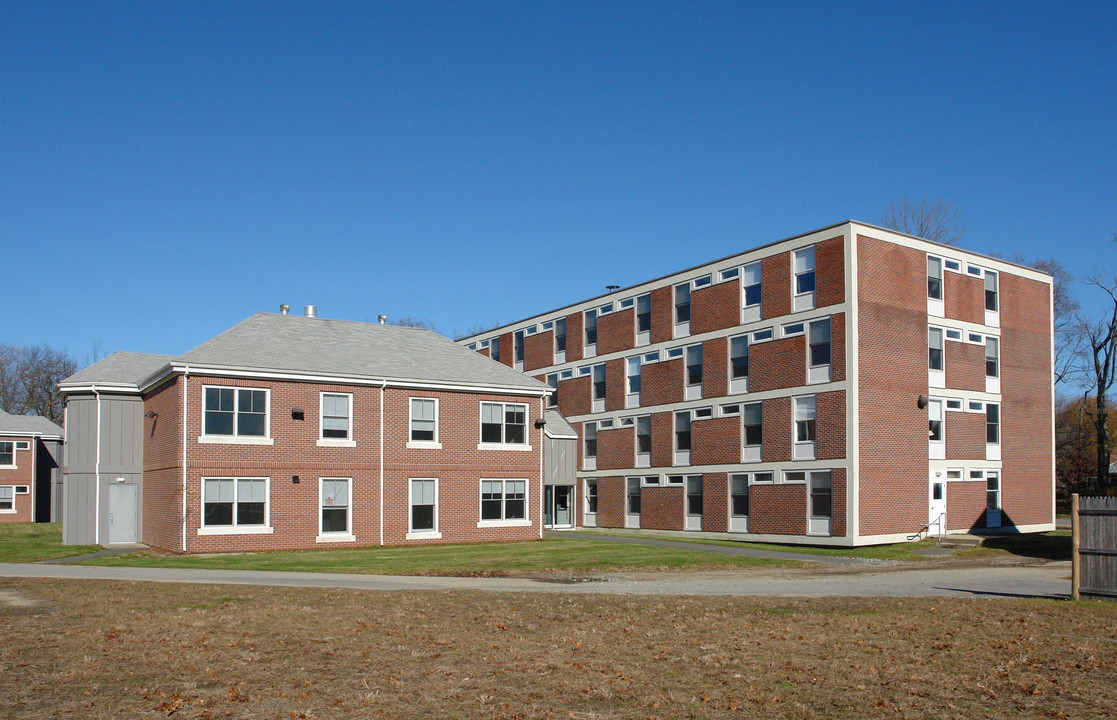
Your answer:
2,578 -> 1114,719
957,531 -> 1071,561
574,530 -> 943,561
80,537 -> 797,575
0,523 -> 101,563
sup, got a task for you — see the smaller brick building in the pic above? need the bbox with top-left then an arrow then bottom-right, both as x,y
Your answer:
59,311 -> 552,552
0,409 -> 64,524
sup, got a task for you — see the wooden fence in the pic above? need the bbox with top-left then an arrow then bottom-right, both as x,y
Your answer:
1072,494 -> 1117,600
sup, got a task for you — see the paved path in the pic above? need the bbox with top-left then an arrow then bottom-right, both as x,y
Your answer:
0,561 -> 1071,599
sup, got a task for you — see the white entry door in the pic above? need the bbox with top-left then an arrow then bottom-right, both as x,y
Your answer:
108,483 -> 138,544
928,471 -> 946,536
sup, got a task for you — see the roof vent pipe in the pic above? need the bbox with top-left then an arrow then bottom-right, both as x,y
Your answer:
304,305 -> 317,318
378,314 -> 387,325
606,285 -> 620,292
280,304 -> 290,315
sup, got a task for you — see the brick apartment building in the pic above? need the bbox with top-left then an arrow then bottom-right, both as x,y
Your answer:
58,311 -> 553,552
458,221 -> 1056,545
0,409 -> 64,524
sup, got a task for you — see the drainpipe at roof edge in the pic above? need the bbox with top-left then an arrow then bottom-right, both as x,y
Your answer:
181,368 -> 189,553
538,396 -> 544,539
379,379 -> 386,546
93,388 -> 102,545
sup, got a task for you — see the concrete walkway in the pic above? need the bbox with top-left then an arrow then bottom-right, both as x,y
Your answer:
0,561 -> 1071,599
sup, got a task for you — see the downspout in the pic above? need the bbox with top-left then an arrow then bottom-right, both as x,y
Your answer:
538,396 -> 544,539
93,388 -> 102,545
379,379 -> 386,546
181,368 -> 190,553
30,432 -> 37,522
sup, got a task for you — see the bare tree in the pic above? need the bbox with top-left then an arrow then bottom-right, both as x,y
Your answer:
389,315 -> 438,332
1010,257 -> 1081,385
453,322 -> 503,341
1082,271 -> 1117,492
881,196 -> 965,246
0,343 -> 77,424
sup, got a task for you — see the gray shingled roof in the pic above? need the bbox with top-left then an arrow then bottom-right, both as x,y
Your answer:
60,352 -> 177,388
544,410 -> 578,438
177,313 -> 546,391
0,409 -> 63,438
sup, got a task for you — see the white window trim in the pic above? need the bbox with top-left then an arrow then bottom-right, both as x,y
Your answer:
317,477 -> 355,542
407,477 -> 442,539
199,385 -> 272,443
477,477 -> 532,528
0,486 -> 15,513
781,322 -> 805,338
792,246 -> 817,311
477,401 -> 532,451
197,476 -> 273,535
318,391 -> 355,447
0,441 -> 16,469
408,397 -> 443,449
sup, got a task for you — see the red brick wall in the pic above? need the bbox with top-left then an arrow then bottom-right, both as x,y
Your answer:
523,331 -> 553,372
605,358 -> 626,412
641,359 -> 684,407
749,483 -> 806,535
817,391 -> 846,460
0,435 -> 36,523
172,376 -> 542,553
702,338 -> 728,399
1000,272 -> 1054,527
595,475 -> 625,527
816,236 -> 846,307
651,412 -> 674,468
945,340 -> 985,392
831,468 -> 847,537
691,417 -> 740,465
944,410 -> 986,461
691,280 -> 740,335
565,311 -> 584,362
497,331 -> 515,367
640,486 -> 685,530
703,472 -> 729,533
556,376 -> 591,418
650,287 -> 674,344
944,272 -> 984,325
749,337 -> 806,392
762,251 -> 791,319
857,235 -> 931,537
142,377 -> 185,551
762,397 -> 790,463
946,481 -> 986,532
597,308 -> 635,356
831,312 -> 847,382
597,427 -> 634,471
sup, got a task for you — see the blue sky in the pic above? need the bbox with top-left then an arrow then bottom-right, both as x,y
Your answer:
3,1 -> 1114,364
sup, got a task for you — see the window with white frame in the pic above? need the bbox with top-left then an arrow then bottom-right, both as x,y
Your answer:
685,344 -> 703,390
782,322 -> 805,337
584,308 -> 598,348
675,411 -> 692,454
730,475 -> 749,518
546,374 -> 559,408
585,479 -> 598,514
985,271 -> 998,312
636,415 -> 652,458
480,402 -> 527,446
410,478 -> 438,534
928,256 -> 943,300
743,402 -> 762,450
793,395 -> 817,460
928,328 -> 944,371
808,317 -> 831,381
588,362 -> 605,405
554,317 -> 567,353
793,246 -> 816,310
480,479 -> 527,522
743,262 -> 762,318
513,330 -> 525,366
0,486 -> 13,512
928,399 -> 944,443
202,477 -> 268,529
675,282 -> 691,324
986,337 -> 999,377
584,421 -> 597,468
320,392 -> 352,440
319,477 -> 351,536
636,293 -> 651,333
986,403 -> 1000,444
490,337 -> 501,362
410,397 -> 439,443
203,387 -> 268,438
729,335 -> 749,391
0,442 -> 13,467
626,356 -> 641,405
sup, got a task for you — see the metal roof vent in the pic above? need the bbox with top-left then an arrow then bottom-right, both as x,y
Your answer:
606,285 -> 620,292
304,305 -> 317,318
378,314 -> 387,325
280,304 -> 290,315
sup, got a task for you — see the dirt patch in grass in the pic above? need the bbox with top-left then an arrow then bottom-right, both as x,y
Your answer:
2,578 -> 1114,719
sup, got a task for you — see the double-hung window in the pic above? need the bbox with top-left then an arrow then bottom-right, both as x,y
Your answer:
986,403 -> 1000,444
985,271 -> 998,312
513,330 -> 525,369
480,479 -> 527,524
685,344 -> 703,399
546,374 -> 559,408
986,337 -> 999,378
729,335 -> 749,393
480,402 -> 527,447
626,356 -> 641,408
319,477 -> 352,539
409,478 -> 439,536
674,282 -> 692,337
928,256 -> 943,300
554,318 -> 567,352
0,486 -> 14,512
584,309 -> 598,356
636,293 -> 652,344
203,387 -> 269,441
742,262 -> 762,322
635,415 -> 651,467
793,246 -> 816,311
410,397 -> 439,446
583,421 -> 597,470
808,317 -> 831,383
592,363 -> 606,412
742,401 -> 762,461
0,442 -> 13,467
201,477 -> 269,532
729,475 -> 749,532
674,411 -> 692,465
320,392 -> 352,442
928,328 -> 945,388
793,395 -> 817,460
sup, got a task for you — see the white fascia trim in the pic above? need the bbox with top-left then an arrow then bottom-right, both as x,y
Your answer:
576,459 -> 855,478
406,440 -> 443,450
57,382 -> 142,394
197,525 -> 275,536
544,430 -> 579,439
0,432 -> 62,441
149,364 -> 547,397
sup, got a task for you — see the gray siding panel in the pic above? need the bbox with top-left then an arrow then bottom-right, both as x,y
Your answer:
44,440 -> 63,523
65,396 -> 99,474
545,436 -> 576,486
101,396 -> 143,475
63,474 -> 97,545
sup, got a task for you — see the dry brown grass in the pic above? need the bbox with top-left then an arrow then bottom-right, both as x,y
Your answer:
2,578 -> 1115,719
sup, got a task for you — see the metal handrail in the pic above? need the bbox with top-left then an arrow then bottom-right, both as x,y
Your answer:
907,513 -> 945,542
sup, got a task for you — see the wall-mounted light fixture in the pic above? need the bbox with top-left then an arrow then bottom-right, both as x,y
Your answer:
144,410 -> 157,418
917,395 -> 928,409
292,475 -> 300,484
534,418 -> 547,429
